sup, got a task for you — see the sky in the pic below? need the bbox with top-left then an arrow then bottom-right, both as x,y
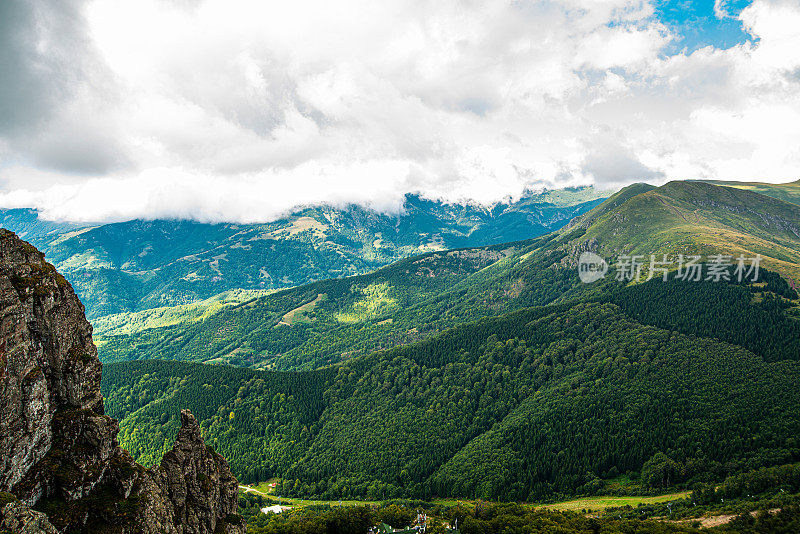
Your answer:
0,0 -> 799,223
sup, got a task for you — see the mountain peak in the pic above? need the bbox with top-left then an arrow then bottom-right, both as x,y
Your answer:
180,410 -> 201,436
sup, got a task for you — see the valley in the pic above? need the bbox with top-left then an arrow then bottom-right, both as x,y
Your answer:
238,483 -> 693,515
4,179 -> 800,533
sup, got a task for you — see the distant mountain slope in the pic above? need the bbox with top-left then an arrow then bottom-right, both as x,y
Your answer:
97,240 -> 528,368
97,179 -> 800,371
698,179 -> 800,206
0,208 -> 89,250
573,181 -> 800,277
101,276 -> 800,500
0,188 -> 607,318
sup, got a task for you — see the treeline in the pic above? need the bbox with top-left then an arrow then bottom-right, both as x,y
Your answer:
695,462 -> 800,504
238,495 -> 800,534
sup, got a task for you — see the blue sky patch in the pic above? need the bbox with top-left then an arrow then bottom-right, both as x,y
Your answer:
654,0 -> 755,54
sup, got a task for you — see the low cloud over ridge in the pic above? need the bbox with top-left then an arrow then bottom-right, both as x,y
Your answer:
0,0 -> 799,223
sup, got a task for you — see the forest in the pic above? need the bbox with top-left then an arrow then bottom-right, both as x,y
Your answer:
102,272 -> 800,502
236,492 -> 800,534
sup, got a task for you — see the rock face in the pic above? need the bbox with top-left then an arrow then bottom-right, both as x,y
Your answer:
0,229 -> 245,533
1,501 -> 59,534
156,411 -> 242,533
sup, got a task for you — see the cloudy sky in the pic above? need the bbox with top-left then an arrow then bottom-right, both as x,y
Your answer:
1,0 -> 799,223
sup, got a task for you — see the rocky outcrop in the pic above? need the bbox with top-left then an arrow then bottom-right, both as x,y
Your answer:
0,229 -> 244,533
153,411 -> 242,533
1,500 -> 59,534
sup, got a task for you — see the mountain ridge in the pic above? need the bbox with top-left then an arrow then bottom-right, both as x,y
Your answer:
0,188 -> 608,319
96,179 -> 800,371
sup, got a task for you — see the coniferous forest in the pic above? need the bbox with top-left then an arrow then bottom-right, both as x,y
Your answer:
102,271 -> 800,503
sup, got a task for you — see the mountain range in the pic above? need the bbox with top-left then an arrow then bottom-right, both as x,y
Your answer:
2,178 -> 798,506
0,188 -> 607,319
96,180 -> 800,370
83,179 -> 800,503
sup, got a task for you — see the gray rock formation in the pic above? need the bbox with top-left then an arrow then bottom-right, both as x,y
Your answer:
1,501 -> 59,534
156,411 -> 242,533
0,229 -> 245,533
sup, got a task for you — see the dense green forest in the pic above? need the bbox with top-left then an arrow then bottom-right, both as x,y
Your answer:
102,273 -> 800,502
102,361 -> 334,478
605,271 -> 799,362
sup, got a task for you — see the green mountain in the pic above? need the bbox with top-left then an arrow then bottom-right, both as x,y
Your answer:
98,178 -> 800,503
101,273 -> 800,501
97,180 -> 800,370
0,189 -> 607,319
572,181 -> 800,278
698,179 -> 800,206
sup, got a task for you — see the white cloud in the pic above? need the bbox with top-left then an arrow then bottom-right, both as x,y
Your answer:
0,0 -> 799,222
715,0 -> 734,19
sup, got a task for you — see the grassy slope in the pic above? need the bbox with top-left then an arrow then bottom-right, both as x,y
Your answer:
579,181 -> 800,278
698,179 -> 800,206
538,492 -> 691,512
92,288 -> 275,337
97,180 -> 800,371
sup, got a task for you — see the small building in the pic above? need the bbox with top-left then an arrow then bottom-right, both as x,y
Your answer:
261,504 -> 291,514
